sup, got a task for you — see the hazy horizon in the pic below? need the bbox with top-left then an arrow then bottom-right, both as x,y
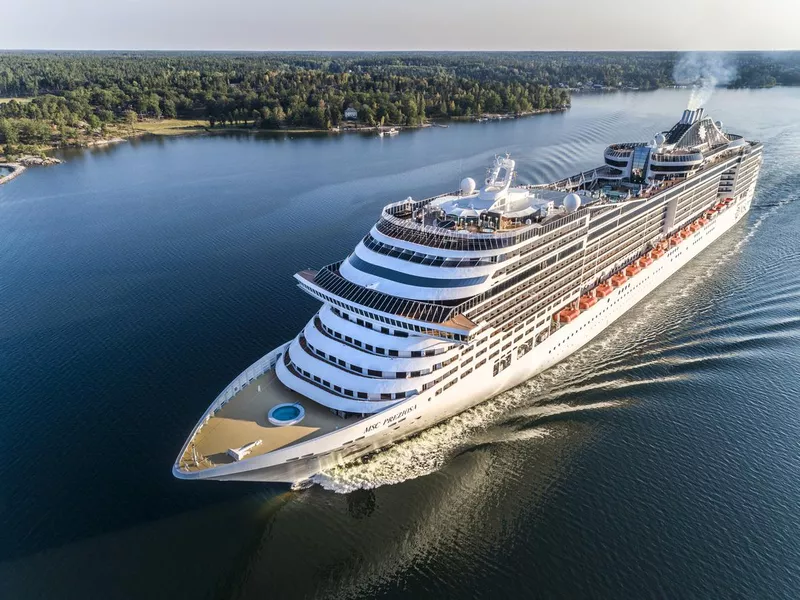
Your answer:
4,0 -> 798,52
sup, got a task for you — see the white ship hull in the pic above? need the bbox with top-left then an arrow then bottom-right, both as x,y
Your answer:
177,187 -> 754,484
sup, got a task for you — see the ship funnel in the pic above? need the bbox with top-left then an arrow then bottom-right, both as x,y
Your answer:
680,108 -> 705,125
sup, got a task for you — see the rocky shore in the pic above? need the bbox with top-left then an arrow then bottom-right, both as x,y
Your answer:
17,155 -> 63,167
0,162 -> 26,185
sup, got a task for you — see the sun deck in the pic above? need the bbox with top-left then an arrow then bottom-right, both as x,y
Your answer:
178,369 -> 350,473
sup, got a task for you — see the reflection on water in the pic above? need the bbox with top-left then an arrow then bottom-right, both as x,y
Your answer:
2,88 -> 800,599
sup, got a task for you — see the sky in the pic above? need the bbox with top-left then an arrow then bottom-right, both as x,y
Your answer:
3,0 -> 798,51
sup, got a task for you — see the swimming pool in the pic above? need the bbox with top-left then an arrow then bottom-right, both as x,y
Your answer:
268,403 -> 305,426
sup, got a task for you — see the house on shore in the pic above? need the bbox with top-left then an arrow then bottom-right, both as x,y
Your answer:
344,107 -> 358,120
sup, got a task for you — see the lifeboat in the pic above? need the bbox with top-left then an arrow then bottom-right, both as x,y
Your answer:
690,223 -> 701,233
639,256 -> 654,267
680,229 -> 690,239
723,197 -> 734,204
625,264 -> 641,277
651,248 -> 665,259
579,294 -> 598,310
715,203 -> 726,210
697,217 -> 708,226
596,283 -> 613,298
557,307 -> 580,323
610,273 -> 628,287
669,235 -> 683,246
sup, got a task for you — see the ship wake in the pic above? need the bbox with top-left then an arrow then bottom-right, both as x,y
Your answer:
311,382 -> 622,494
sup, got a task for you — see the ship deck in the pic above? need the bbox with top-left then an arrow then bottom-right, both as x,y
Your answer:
177,369 -> 349,473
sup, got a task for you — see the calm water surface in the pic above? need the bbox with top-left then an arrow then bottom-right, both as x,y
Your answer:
1,89 -> 799,599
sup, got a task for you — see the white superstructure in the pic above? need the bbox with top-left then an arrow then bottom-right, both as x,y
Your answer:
173,108 -> 763,484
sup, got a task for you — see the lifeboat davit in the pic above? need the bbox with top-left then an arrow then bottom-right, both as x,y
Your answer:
596,283 -> 613,298
557,307 -> 581,323
639,256 -> 654,267
625,264 -> 641,277
610,273 -> 628,287
579,294 -> 598,310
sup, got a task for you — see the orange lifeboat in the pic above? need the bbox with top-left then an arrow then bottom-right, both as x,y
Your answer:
669,235 -> 683,246
680,228 -> 692,239
579,294 -> 598,310
690,223 -> 701,233
723,197 -> 733,204
625,264 -> 641,277
596,283 -> 613,298
651,248 -> 665,259
715,203 -> 726,210
557,307 -> 581,323
610,273 -> 628,287
697,217 -> 708,226
639,255 -> 654,267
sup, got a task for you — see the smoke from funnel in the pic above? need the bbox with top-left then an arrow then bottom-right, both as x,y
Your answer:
673,53 -> 737,110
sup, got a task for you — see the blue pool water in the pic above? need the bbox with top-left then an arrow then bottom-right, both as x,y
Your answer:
272,405 -> 301,421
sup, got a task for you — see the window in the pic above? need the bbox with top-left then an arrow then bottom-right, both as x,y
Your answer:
368,369 -> 381,377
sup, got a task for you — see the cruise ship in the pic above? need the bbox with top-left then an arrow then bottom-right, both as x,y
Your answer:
173,107 -> 763,484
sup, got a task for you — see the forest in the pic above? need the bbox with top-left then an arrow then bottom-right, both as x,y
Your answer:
1,51 -> 798,154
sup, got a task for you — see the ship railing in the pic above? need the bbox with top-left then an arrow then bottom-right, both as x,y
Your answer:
383,190 -> 460,217
378,206 -> 588,252
175,342 -> 291,469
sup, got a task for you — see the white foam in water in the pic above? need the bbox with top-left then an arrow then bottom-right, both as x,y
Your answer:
312,368 -> 624,494
312,388 -> 533,494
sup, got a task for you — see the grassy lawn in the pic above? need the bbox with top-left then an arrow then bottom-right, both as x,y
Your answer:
133,119 -> 209,135
0,97 -> 32,104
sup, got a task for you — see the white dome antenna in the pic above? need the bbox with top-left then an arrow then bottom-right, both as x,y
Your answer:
563,193 -> 582,213
460,177 -> 476,195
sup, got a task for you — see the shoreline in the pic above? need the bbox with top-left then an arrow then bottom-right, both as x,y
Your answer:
0,162 -> 26,185
0,107 -> 568,180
